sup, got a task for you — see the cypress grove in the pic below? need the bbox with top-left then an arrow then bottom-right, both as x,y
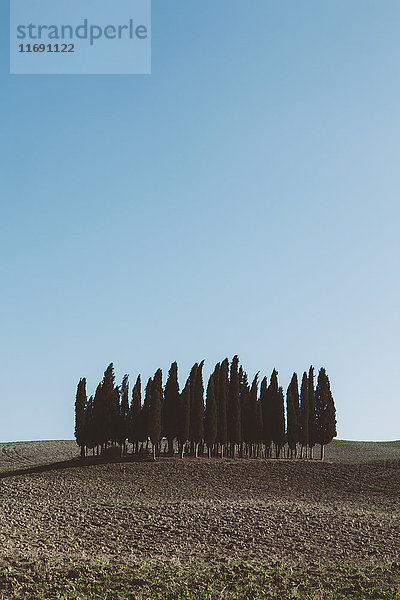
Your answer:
75,358 -> 337,461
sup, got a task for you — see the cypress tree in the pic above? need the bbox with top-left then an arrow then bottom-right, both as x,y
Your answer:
204,373 -> 217,457
239,369 -> 250,456
102,363 -> 119,449
85,395 -> 95,455
266,370 -> 279,457
228,355 -> 241,456
299,372 -> 309,458
188,363 -> 198,453
75,378 -> 87,458
256,397 -> 264,455
120,374 -> 129,454
217,358 -> 229,457
178,379 -> 190,458
110,386 -> 121,448
259,376 -> 270,457
92,382 -> 106,453
248,373 -> 260,456
308,366 -> 317,458
163,362 -> 180,455
129,375 -> 141,454
149,369 -> 162,460
213,363 -> 221,417
286,373 -> 299,458
141,378 -> 152,451
192,360 -> 205,457
315,368 -> 337,460
272,386 -> 286,458
139,377 -> 153,450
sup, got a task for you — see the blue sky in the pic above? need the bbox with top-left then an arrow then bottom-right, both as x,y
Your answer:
1,0 -> 399,442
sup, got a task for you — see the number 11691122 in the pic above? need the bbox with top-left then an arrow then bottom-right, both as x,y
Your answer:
18,43 -> 75,53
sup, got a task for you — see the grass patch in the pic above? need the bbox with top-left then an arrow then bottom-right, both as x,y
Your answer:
326,440 -> 400,463
0,557 -> 399,600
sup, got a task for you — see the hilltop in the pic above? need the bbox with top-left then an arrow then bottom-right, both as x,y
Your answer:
0,438 -> 399,474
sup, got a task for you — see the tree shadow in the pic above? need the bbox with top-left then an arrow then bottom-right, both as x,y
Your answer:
0,454 -> 154,479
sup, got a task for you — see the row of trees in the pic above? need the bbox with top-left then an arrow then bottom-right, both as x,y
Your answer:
75,358 -> 337,461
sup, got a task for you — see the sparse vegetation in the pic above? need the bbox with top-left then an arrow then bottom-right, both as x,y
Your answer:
0,442 -> 398,598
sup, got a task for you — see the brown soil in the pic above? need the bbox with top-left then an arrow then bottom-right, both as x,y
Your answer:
0,459 -> 398,570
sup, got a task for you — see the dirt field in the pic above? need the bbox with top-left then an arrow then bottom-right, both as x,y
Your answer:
0,441 -> 399,599
1,438 -> 400,473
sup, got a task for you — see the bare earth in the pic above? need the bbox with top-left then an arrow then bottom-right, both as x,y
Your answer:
0,441 -> 399,599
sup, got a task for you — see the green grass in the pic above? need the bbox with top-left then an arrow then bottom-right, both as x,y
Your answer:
326,439 -> 400,463
0,557 -> 399,600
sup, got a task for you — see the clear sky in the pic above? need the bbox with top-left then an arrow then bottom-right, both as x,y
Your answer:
1,0 -> 399,443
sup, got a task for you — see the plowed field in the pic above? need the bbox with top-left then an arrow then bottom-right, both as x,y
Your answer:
0,450 -> 399,599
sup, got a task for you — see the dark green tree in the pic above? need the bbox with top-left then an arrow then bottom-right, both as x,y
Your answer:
228,355 -> 241,456
239,368 -> 250,456
267,370 -> 279,457
120,374 -> 129,454
217,358 -> 229,457
204,373 -> 217,457
178,379 -> 190,458
149,369 -> 162,460
192,360 -> 205,457
299,372 -> 309,458
110,386 -> 121,449
286,373 -> 299,458
308,366 -> 317,458
163,362 -> 180,455
213,362 -> 221,421
140,377 -> 152,451
188,362 -> 198,453
75,378 -> 87,458
256,397 -> 264,454
272,386 -> 286,457
129,375 -> 141,453
92,382 -> 106,453
315,368 -> 337,460
248,373 -> 262,456
101,363 -> 119,449
259,376 -> 270,457
84,395 -> 95,455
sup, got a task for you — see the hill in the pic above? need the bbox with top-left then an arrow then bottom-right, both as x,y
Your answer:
0,439 -> 399,598
0,438 -> 399,473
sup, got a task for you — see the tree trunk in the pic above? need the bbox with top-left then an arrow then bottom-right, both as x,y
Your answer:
320,444 -> 324,460
152,443 -> 156,461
